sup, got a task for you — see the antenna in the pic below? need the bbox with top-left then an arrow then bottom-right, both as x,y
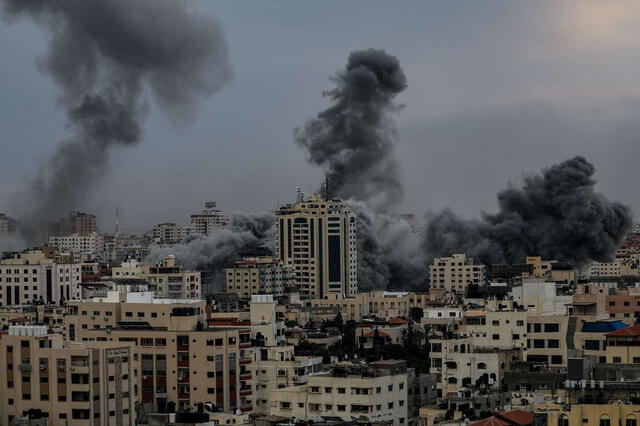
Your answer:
115,208 -> 119,239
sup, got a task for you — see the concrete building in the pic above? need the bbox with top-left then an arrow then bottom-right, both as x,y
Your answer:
47,211 -> 97,238
225,253 -> 294,299
248,345 -> 323,414
0,213 -> 19,238
269,361 -> 409,425
275,194 -> 357,299
605,323 -> 640,363
48,233 -> 104,258
546,403 -> 640,426
0,325 -> 135,426
510,279 -> 572,314
151,223 -> 193,245
250,295 -> 286,346
64,291 -> 253,413
0,249 -> 81,305
112,256 -> 201,299
429,254 -> 484,294
190,202 -> 228,235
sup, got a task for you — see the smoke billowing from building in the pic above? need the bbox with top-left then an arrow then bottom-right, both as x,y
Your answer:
2,0 -> 232,242
295,48 -> 407,211
424,156 -> 633,267
295,48 -> 426,290
145,213 -> 275,293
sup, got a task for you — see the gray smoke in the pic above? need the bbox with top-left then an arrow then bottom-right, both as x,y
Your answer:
145,213 -> 275,293
296,49 -> 427,290
295,48 -> 407,211
424,156 -> 633,267
2,0 -> 232,242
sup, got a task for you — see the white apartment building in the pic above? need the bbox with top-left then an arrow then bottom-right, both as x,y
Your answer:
225,256 -> 294,299
0,250 -> 81,305
151,222 -> 193,244
48,232 -> 104,257
250,295 -> 285,346
249,346 -> 323,414
190,201 -> 228,235
429,254 -> 484,294
269,361 -> 409,425
275,194 -> 357,299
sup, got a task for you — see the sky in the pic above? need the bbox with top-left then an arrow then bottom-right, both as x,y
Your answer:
1,0 -> 640,234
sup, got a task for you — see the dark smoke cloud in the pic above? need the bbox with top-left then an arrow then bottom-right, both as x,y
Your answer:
145,213 -> 275,293
295,48 -> 407,211
2,0 -> 232,242
296,48 -> 427,291
424,156 -> 633,267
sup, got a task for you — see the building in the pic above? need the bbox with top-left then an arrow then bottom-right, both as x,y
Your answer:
112,256 -> 201,299
275,194 -> 357,299
248,345 -> 323,414
0,249 -> 81,305
250,295 -> 286,346
0,214 -> 19,238
48,233 -> 104,257
605,323 -> 640,363
0,325 -> 135,426
190,202 -> 228,235
47,211 -> 97,238
225,251 -> 294,299
151,222 -> 193,245
429,254 -> 484,294
64,291 -> 252,413
546,403 -> 640,426
269,360 -> 409,426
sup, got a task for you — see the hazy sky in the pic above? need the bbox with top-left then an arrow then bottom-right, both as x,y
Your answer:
1,1 -> 640,234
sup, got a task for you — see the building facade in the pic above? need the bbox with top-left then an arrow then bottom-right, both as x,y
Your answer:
275,194 -> 357,299
429,254 -> 484,294
225,255 -> 294,299
190,201 -> 228,235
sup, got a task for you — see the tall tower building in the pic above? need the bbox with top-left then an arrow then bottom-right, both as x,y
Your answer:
275,193 -> 357,299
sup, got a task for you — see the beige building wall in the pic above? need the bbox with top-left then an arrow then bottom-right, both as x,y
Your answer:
429,254 -> 484,294
225,257 -> 294,299
0,326 -> 135,426
275,194 -> 357,299
547,403 -> 640,426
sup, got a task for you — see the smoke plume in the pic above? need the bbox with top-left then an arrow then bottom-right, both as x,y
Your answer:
145,213 -> 275,293
296,48 -> 426,290
295,48 -> 407,211
2,0 -> 232,242
424,156 -> 633,267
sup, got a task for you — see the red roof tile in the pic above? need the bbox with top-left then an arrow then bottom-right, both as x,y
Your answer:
469,417 -> 510,426
362,330 -> 390,338
606,323 -> 639,337
388,318 -> 407,325
498,410 -> 534,425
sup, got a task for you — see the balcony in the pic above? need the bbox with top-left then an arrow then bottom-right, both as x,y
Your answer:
240,373 -> 252,380
240,357 -> 252,365
177,345 -> 189,352
240,404 -> 252,412
178,376 -> 190,383
239,342 -> 251,349
178,392 -> 190,400
240,387 -> 252,397
19,364 -> 32,372
178,360 -> 189,368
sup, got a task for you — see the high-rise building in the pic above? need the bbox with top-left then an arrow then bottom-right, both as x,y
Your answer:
0,325 -> 136,425
0,249 -> 82,305
225,249 -> 295,299
428,254 -> 485,294
47,211 -> 97,238
190,201 -> 228,235
275,194 -> 357,299
0,214 -> 19,238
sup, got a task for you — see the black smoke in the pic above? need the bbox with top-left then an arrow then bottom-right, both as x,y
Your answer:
2,0 -> 232,242
295,48 -> 407,211
145,213 -> 275,293
424,156 -> 633,267
295,48 -> 426,290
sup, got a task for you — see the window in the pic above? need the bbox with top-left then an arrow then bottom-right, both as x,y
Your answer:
600,415 -> 611,426
325,387 -> 332,393
338,387 -> 345,394
558,415 -> 569,426
548,339 -> 560,348
534,339 -> 545,348
544,323 -> 559,332
517,320 -> 524,326
613,356 -> 622,363
551,355 -> 563,365
626,416 -> 637,426
585,340 -> 600,351
477,363 -> 487,369
492,334 -> 500,340
337,405 -> 346,411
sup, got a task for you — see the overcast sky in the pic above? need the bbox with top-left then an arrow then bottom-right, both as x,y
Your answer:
1,0 -> 640,234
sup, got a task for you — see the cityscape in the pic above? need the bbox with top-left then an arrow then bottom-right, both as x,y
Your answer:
1,1 -> 640,426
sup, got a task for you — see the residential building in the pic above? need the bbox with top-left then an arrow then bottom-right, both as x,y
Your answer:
275,193 -> 357,299
112,256 -> 201,299
250,294 -> 286,346
64,291 -> 253,413
546,403 -> 640,426
605,323 -> 640,363
151,222 -> 193,244
0,213 -> 19,238
48,233 -> 104,257
0,325 -> 135,426
0,249 -> 81,305
47,211 -> 97,238
429,254 -> 484,294
269,360 -> 409,426
190,201 -> 228,235
225,251 -> 294,299
248,345 -> 323,414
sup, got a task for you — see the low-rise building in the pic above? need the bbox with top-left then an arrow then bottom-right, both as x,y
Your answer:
225,253 -> 294,299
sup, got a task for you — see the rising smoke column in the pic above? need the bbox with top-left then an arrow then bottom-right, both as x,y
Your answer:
146,213 -> 275,292
296,49 -> 426,290
2,0 -> 232,242
424,156 -> 633,267
295,48 -> 407,210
